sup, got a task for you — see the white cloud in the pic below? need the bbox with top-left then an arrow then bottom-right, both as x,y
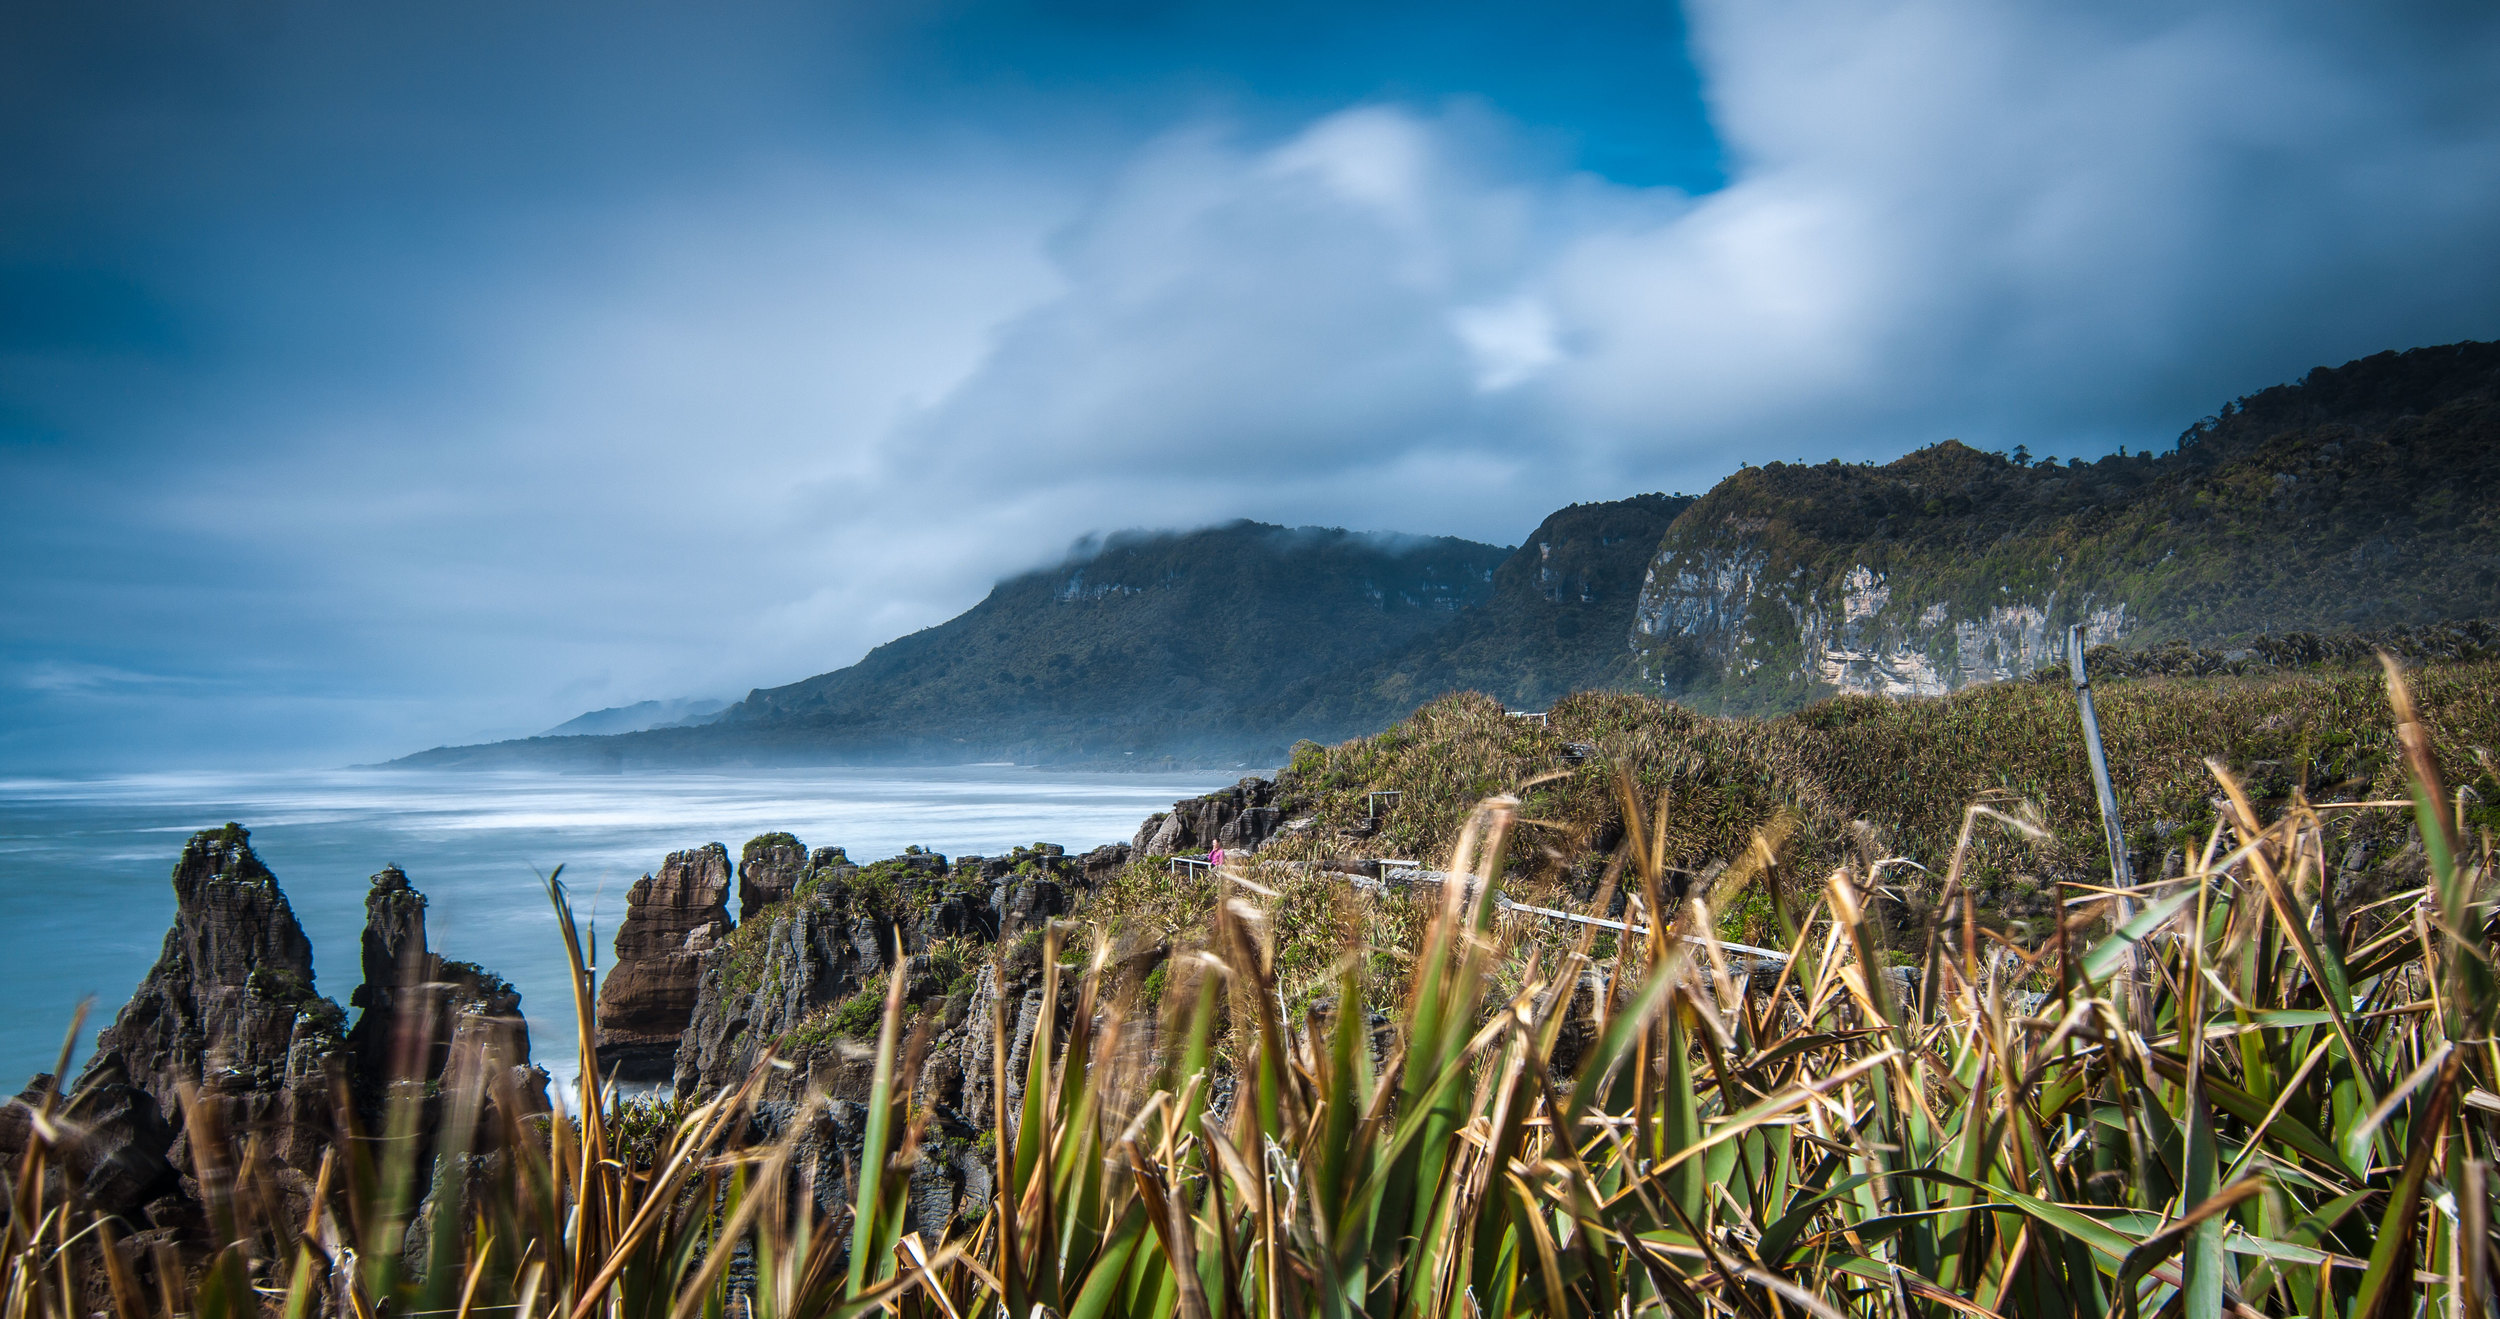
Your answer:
1452,297 -> 1561,392
1546,0 -> 2500,448
892,110 -> 1517,487
907,0 -> 2500,490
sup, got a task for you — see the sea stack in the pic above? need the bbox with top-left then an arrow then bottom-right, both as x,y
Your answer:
346,865 -> 534,1124
78,824 -> 348,1175
595,843 -> 733,1079
0,828 -> 545,1306
737,833 -> 809,921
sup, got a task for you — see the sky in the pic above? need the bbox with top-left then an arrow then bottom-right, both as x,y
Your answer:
3,0 -> 2498,771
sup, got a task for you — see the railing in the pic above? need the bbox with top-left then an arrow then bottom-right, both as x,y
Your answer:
1167,847 -> 1796,965
1495,895 -> 1790,960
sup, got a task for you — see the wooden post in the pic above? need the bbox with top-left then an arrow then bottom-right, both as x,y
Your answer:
2068,624 -> 2147,1020
2068,625 -> 2132,899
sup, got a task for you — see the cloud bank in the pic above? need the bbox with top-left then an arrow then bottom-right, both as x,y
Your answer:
925,0 -> 2500,493
3,0 -> 2497,768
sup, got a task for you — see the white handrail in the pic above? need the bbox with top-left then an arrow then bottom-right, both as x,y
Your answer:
1497,895 -> 1792,960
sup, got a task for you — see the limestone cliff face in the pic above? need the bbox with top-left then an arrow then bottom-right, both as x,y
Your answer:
1633,531 -> 2129,708
668,837 -> 1135,1241
79,825 -> 347,1174
596,844 -> 733,1079
1130,778 -> 1284,856
1631,342 -> 2500,714
738,835 -> 812,921
1789,578 -> 2125,698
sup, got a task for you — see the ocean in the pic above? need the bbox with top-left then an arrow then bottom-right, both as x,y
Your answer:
0,765 -> 1233,1089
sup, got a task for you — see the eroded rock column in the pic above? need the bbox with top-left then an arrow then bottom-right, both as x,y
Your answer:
596,843 -> 732,1079
79,824 -> 346,1176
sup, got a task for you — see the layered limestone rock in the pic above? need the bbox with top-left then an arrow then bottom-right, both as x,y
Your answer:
1783,569 -> 2127,698
348,865 -> 428,1098
346,866 -> 537,1125
596,843 -> 733,1079
0,824 -> 541,1309
662,802 -> 1617,1246
675,845 -> 1031,1098
669,842 -> 1120,1241
738,834 -> 811,922
0,1073 -> 179,1220
1130,778 -> 1283,856
77,824 -> 348,1175
19,833 -> 547,1219
1075,842 -> 1131,883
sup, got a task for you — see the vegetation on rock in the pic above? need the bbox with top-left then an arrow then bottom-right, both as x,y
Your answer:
1267,658 -> 2500,951
1259,492 -> 1692,738
10,657 -> 2493,1316
1637,341 -> 2500,713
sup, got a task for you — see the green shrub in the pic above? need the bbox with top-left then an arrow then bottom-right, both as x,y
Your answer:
778,987 -> 889,1058
714,909 -> 785,995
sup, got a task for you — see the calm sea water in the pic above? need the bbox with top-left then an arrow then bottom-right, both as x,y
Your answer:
0,766 -> 1231,1089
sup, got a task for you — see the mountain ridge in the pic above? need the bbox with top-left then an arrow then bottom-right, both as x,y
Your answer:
1255,493 -> 1691,739
1633,339 -> 2500,712
393,338 -> 2500,769
541,698 -> 727,737
393,520 -> 1528,769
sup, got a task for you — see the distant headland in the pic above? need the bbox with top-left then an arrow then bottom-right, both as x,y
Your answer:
391,339 -> 2500,770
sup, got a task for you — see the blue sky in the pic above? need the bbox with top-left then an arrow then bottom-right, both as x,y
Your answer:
4,0 -> 2498,770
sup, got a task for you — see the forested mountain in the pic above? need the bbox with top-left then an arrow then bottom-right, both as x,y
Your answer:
1632,340 -> 2500,713
398,522 -> 1512,767
397,340 -> 2500,767
1256,494 -> 1690,741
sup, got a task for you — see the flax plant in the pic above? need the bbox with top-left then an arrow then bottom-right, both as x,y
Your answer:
0,665 -> 2492,1317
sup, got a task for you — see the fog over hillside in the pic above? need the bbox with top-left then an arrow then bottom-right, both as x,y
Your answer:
400,339 -> 2500,767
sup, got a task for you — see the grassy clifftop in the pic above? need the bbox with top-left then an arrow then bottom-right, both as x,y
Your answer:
1261,656 -> 2500,946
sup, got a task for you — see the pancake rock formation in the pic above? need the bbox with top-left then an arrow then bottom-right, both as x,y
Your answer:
0,825 -> 543,1308
595,843 -> 733,1079
78,824 -> 347,1175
